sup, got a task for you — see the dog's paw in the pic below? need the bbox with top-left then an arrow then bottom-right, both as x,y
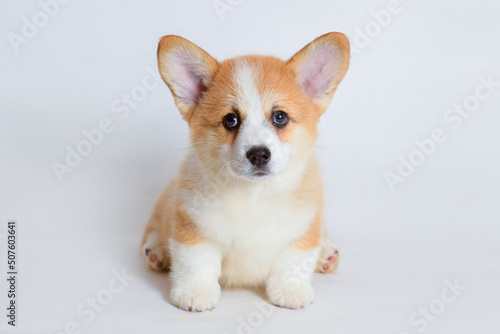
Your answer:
171,282 -> 221,312
315,247 -> 339,274
142,232 -> 169,271
267,282 -> 314,309
144,247 -> 168,271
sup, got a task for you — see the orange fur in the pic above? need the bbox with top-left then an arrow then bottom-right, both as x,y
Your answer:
291,159 -> 324,250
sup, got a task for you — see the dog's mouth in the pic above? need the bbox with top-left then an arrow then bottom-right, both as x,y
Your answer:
247,165 -> 272,179
226,159 -> 274,181
251,170 -> 270,177
229,168 -> 273,182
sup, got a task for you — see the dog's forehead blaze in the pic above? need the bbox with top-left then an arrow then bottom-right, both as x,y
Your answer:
249,56 -> 320,143
191,56 -> 320,146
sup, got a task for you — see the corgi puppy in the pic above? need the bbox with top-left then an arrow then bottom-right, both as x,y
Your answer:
141,32 -> 350,311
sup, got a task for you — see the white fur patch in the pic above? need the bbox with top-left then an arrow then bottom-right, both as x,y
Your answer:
235,63 -> 263,121
266,247 -> 319,308
180,148 -> 316,288
219,62 -> 294,180
169,239 -> 222,311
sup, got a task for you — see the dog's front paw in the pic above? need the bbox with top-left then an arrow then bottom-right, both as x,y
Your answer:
171,281 -> 221,312
266,281 -> 314,309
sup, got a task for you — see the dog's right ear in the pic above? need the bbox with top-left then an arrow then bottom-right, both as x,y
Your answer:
287,32 -> 350,110
157,35 -> 218,119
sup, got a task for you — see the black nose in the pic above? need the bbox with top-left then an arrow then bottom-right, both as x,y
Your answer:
246,146 -> 271,167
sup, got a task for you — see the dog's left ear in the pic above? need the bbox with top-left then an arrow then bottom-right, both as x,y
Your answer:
287,32 -> 350,109
157,35 -> 219,120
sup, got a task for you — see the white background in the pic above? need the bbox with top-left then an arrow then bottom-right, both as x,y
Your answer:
1,0 -> 499,333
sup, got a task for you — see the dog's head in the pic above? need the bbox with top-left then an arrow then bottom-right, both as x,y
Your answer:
157,33 -> 349,181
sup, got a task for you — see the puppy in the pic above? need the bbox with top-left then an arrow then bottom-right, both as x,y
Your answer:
141,32 -> 350,311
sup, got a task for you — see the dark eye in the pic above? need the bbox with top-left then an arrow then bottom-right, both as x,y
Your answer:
272,111 -> 289,128
222,113 -> 239,130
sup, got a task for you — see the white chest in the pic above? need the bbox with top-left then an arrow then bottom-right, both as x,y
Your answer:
182,182 -> 315,286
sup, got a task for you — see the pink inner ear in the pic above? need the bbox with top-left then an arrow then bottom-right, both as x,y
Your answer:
296,47 -> 338,99
169,52 -> 208,104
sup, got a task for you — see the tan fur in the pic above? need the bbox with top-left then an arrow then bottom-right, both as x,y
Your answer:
291,160 -> 324,251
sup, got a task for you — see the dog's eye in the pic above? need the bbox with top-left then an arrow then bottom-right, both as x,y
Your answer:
272,111 -> 289,128
222,113 -> 239,130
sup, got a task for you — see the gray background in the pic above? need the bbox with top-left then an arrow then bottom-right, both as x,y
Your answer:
1,0 -> 499,333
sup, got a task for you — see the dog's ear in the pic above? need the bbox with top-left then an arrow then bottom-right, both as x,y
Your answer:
287,32 -> 350,109
157,35 -> 218,119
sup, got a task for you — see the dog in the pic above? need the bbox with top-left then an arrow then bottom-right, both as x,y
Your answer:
141,32 -> 350,311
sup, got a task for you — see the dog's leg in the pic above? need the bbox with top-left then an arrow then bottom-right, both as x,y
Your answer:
315,227 -> 339,274
169,239 -> 222,312
141,223 -> 170,272
140,185 -> 174,272
266,212 -> 322,309
266,247 -> 319,309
